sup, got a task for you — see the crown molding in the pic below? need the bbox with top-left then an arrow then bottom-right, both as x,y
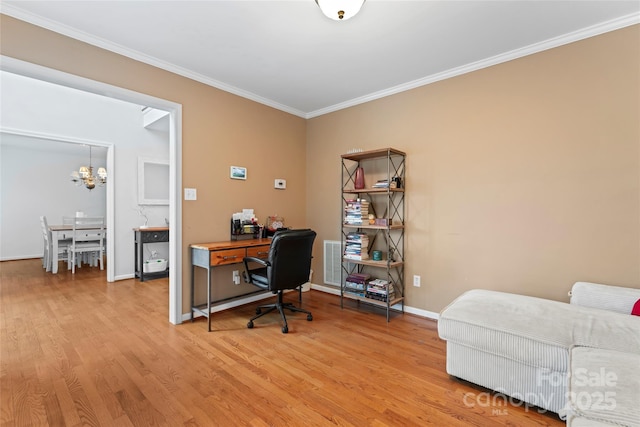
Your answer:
305,12 -> 640,118
2,4 -> 638,119
0,4 -> 308,118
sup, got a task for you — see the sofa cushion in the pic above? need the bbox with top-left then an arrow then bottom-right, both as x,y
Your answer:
570,307 -> 640,354
439,290 -> 574,371
566,416 -> 621,427
567,346 -> 640,427
438,289 -> 640,371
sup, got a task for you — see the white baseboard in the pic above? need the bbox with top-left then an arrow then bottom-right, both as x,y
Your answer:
310,283 -> 341,295
178,282 -> 440,323
312,283 -> 439,320
0,254 -> 41,261
404,305 -> 439,320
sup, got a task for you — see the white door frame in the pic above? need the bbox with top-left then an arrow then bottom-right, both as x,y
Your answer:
1,56 -> 184,325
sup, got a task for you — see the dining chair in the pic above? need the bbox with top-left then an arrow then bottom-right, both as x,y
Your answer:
39,216 -> 50,270
67,216 -> 105,273
39,216 -> 71,272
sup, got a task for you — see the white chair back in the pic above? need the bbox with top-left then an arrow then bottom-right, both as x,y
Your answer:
67,216 -> 105,273
72,217 -> 105,242
39,216 -> 50,269
40,216 -> 49,242
41,215 -> 74,272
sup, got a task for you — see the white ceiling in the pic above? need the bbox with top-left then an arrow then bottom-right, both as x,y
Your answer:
2,1 -> 639,118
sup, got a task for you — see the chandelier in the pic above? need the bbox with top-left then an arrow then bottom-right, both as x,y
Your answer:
315,0 -> 366,21
70,146 -> 107,190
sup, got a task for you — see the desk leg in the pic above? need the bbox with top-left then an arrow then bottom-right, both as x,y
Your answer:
134,233 -> 139,280
140,240 -> 145,282
137,233 -> 146,282
51,233 -> 59,274
207,266 -> 212,332
190,264 -> 195,323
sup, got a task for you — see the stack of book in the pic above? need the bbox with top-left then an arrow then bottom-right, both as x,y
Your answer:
344,232 -> 369,260
372,179 -> 397,189
366,278 -> 395,302
344,273 -> 371,298
344,199 -> 370,226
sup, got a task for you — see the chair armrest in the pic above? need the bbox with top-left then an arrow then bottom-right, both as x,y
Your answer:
243,256 -> 270,282
243,256 -> 269,266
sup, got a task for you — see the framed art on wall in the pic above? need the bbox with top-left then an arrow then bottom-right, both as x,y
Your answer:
230,166 -> 247,180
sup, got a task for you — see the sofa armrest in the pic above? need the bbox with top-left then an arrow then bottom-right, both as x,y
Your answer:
570,282 -> 640,315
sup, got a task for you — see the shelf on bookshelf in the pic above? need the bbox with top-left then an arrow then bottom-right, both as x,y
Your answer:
342,258 -> 404,268
343,188 -> 404,194
341,148 -> 406,162
342,292 -> 404,308
343,224 -> 404,230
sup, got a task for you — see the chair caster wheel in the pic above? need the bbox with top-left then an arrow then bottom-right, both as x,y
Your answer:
282,326 -> 288,334
256,308 -> 262,314
247,321 -> 254,329
307,314 -> 313,321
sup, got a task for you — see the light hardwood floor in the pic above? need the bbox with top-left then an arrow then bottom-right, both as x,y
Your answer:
1,259 -> 565,426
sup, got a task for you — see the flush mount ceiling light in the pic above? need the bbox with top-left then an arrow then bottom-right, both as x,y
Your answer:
70,145 -> 107,190
315,0 -> 366,21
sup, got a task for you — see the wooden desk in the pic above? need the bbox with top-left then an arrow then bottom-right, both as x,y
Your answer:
190,239 -> 271,331
133,227 -> 169,282
49,224 -> 106,274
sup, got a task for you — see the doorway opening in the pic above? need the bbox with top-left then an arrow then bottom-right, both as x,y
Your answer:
1,56 -> 183,325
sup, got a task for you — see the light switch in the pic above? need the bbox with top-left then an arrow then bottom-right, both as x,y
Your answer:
184,188 -> 197,200
275,179 -> 286,190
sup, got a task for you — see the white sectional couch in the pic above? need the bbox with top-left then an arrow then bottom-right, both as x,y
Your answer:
437,282 -> 640,426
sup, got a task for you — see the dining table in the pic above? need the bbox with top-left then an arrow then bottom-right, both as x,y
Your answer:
48,224 -> 106,274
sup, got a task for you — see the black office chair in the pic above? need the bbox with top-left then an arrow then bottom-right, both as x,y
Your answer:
243,229 -> 317,333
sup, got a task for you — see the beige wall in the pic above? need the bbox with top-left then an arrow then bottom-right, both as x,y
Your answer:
2,15 -> 639,316
308,25 -> 640,312
0,16 -> 308,313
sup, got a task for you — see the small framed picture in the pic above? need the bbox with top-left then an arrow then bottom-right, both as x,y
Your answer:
230,166 -> 247,180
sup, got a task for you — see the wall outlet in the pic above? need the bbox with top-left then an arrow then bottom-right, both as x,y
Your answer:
275,179 -> 286,189
232,270 -> 240,285
413,275 -> 421,287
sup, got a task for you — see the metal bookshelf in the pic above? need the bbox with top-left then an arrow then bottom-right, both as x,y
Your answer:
340,148 -> 406,321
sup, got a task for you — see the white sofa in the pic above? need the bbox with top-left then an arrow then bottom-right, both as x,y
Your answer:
437,282 -> 640,426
